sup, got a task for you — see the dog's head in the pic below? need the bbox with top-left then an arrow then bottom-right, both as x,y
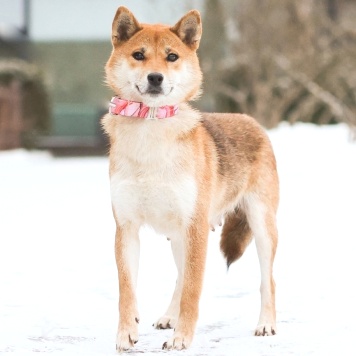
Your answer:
105,7 -> 202,107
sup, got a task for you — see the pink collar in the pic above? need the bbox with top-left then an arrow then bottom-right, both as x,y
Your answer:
109,97 -> 178,119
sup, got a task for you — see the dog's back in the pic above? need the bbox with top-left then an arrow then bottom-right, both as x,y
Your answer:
202,113 -> 278,266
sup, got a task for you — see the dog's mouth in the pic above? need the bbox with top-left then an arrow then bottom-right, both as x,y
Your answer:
146,86 -> 162,95
136,85 -> 173,97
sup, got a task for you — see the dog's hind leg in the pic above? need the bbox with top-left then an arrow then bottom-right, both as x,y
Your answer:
244,193 -> 278,336
115,223 -> 140,352
153,236 -> 184,329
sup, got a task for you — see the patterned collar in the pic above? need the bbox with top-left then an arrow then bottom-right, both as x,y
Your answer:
109,97 -> 178,119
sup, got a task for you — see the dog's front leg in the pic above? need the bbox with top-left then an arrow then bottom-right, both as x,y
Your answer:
115,224 -> 140,352
163,221 -> 209,350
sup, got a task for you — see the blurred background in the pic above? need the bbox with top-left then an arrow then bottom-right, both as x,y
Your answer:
0,0 -> 355,154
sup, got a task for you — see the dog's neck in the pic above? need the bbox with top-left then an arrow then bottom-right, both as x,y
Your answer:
109,96 -> 179,120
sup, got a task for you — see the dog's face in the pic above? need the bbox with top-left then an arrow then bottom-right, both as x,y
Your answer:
105,7 -> 203,107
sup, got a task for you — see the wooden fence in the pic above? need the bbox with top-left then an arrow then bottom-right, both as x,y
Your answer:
0,81 -> 22,150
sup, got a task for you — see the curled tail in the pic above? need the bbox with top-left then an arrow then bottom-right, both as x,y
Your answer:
220,208 -> 253,268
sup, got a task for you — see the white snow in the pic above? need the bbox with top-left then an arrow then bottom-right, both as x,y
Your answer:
0,123 -> 355,355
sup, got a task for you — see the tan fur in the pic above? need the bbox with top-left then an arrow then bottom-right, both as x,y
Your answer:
103,6 -> 279,352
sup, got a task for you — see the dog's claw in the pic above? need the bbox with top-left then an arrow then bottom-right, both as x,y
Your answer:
157,322 -> 171,330
116,325 -> 139,352
154,315 -> 177,330
163,334 -> 188,350
255,323 -> 276,336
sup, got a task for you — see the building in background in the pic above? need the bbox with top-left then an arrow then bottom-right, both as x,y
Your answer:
0,0 -> 30,58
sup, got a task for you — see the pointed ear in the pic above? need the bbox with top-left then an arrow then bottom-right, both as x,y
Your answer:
111,6 -> 142,46
170,10 -> 202,50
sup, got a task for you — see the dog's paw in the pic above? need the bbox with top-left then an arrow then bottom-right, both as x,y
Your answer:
116,323 -> 139,352
162,331 -> 191,351
254,323 -> 276,336
153,315 -> 177,330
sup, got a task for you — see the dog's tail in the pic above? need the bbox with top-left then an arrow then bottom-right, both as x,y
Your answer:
220,208 -> 253,268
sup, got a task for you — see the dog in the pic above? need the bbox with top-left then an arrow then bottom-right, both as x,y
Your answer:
102,6 -> 279,352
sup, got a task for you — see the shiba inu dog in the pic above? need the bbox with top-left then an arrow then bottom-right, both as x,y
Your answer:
102,6 -> 279,352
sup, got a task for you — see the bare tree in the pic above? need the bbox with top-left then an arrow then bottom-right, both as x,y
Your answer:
198,0 -> 356,131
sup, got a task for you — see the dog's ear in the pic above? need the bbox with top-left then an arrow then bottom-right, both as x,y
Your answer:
111,6 -> 142,46
170,10 -> 202,50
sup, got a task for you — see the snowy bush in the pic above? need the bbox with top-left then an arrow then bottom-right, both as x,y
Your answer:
0,58 -> 50,148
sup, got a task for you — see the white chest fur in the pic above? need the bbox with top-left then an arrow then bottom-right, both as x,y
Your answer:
108,116 -> 198,235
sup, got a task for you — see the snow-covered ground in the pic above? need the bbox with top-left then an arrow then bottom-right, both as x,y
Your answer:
0,123 -> 355,355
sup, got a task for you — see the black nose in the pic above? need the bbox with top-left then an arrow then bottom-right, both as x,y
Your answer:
147,73 -> 164,87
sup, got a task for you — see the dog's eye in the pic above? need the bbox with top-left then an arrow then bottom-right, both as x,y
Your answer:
132,52 -> 145,61
167,53 -> 179,62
